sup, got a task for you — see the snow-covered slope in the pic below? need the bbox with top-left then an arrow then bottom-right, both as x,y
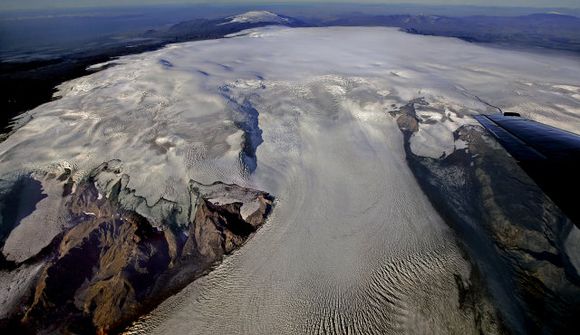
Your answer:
2,26 -> 580,335
222,11 -> 290,25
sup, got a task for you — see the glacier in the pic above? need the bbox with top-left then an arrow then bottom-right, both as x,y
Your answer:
1,27 -> 580,334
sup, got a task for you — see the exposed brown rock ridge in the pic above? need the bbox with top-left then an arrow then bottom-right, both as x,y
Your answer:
0,160 -> 273,334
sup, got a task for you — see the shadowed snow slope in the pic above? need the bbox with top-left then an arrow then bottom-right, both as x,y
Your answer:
1,27 -> 580,334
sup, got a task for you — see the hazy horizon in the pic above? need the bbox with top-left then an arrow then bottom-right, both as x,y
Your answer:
1,0 -> 580,12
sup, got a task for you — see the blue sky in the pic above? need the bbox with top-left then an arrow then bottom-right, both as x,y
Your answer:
2,0 -> 579,11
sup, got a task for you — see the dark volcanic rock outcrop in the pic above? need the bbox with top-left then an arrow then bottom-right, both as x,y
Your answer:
391,100 -> 580,334
0,160 -> 273,334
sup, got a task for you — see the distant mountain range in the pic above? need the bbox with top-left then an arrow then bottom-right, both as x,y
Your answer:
141,11 -> 580,53
1,10 -> 579,134
143,11 -> 306,43
316,13 -> 580,53
0,11 -> 309,133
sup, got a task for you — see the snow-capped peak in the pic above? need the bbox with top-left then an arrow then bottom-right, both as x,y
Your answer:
223,11 -> 289,25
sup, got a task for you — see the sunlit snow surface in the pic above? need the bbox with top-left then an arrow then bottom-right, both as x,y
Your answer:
222,11 -> 290,25
2,27 -> 580,334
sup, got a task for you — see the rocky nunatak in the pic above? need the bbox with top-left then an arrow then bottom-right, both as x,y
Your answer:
0,160 -> 273,334
391,99 -> 580,334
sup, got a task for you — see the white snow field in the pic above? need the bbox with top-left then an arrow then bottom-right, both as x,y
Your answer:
222,11 -> 290,25
1,27 -> 579,334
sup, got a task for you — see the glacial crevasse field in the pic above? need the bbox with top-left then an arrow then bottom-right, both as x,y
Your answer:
1,27 -> 580,334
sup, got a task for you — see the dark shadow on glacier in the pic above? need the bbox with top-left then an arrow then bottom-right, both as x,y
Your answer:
0,176 -> 46,253
391,98 -> 580,334
219,86 -> 264,174
159,59 -> 174,68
